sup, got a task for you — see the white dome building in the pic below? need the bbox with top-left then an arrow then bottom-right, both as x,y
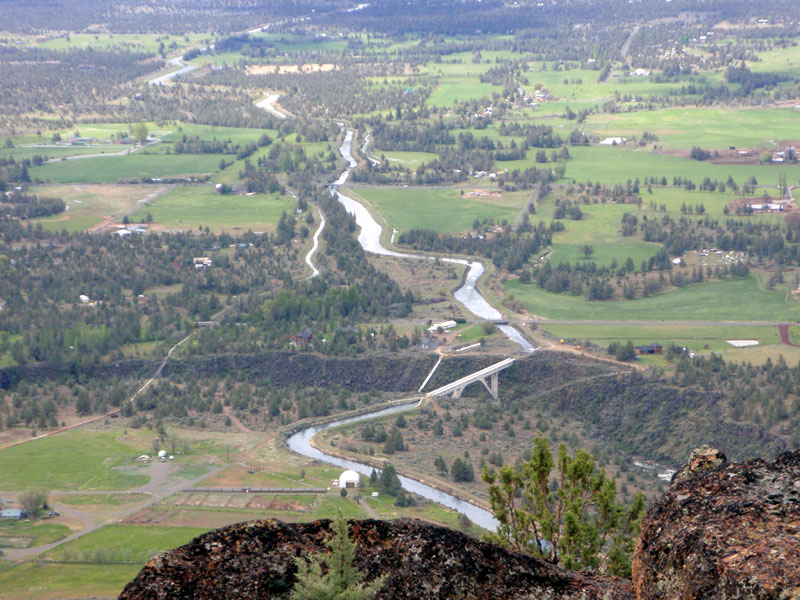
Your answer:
338,470 -> 360,489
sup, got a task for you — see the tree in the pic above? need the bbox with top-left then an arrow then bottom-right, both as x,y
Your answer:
290,510 -> 385,600
482,436 -> 644,575
451,458 -> 474,482
19,491 -> 48,517
132,122 -> 148,145
377,463 -> 402,495
580,244 -> 594,260
383,426 -> 405,454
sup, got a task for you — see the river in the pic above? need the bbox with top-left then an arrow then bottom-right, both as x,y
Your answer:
286,401 -> 499,530
334,130 -> 534,352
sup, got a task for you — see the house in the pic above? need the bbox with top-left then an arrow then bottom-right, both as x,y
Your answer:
338,470 -> 360,489
294,329 -> 313,343
636,343 -> 663,355
0,508 -> 28,519
193,257 -> 212,269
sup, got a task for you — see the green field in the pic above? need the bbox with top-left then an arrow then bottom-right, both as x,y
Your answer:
541,323 -> 781,354
46,524 -> 208,562
0,521 -> 72,548
585,107 -> 800,150
349,187 -> 525,234
0,562 -> 142,600
129,186 -> 296,231
29,153 -> 222,183
0,431 -> 149,491
506,275 -> 800,322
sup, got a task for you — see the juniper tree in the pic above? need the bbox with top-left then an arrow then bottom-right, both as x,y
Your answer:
291,510 -> 385,600
482,435 -> 644,576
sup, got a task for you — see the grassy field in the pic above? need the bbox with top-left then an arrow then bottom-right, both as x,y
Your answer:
374,151 -> 440,166
0,431 -> 149,491
34,33 -> 211,53
29,184 -> 169,232
29,153 -> 222,183
0,521 -> 72,548
0,562 -> 142,600
506,275 -> 800,322
348,186 -> 526,234
542,323 -> 781,354
45,524 -> 208,562
584,107 -> 800,150
128,185 -> 296,231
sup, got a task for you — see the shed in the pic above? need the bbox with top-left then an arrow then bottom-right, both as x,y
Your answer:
636,343 -> 663,355
338,470 -> 360,489
0,508 -> 28,519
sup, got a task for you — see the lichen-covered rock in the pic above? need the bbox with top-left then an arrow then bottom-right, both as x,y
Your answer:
633,448 -> 800,599
670,444 -> 727,484
119,518 -> 631,600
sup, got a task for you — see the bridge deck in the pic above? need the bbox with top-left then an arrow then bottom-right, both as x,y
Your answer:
428,357 -> 515,397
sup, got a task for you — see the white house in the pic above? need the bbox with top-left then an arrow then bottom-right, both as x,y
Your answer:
427,320 -> 457,334
338,470 -> 360,489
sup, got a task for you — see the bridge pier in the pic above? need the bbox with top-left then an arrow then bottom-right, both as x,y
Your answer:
448,372 -> 500,401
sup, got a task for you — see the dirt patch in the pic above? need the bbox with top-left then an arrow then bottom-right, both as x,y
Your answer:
248,63 -> 338,75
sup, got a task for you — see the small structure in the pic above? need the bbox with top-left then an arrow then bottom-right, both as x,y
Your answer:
293,329 -> 313,343
599,137 -> 626,146
193,257 -> 212,269
0,508 -> 28,520
636,343 -> 663,355
138,454 -> 150,463
338,470 -> 360,489
79,294 -> 90,304
427,320 -> 457,334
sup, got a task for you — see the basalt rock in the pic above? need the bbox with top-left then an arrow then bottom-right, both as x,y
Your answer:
633,448 -> 800,599
119,518 -> 632,600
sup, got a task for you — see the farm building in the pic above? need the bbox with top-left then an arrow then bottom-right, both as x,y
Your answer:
636,343 -> 662,355
338,470 -> 360,489
0,508 -> 28,519
428,320 -> 457,334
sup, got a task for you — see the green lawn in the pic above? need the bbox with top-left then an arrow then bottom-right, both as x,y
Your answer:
506,276 -> 800,322
548,241 -> 661,268
0,562 -> 141,600
129,186 -> 296,231
0,431 -> 149,491
349,187 -> 525,234
29,153 -> 222,183
427,78 -> 501,106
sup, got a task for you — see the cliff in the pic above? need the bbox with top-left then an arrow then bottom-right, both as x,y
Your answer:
633,447 -> 800,598
118,518 -> 632,600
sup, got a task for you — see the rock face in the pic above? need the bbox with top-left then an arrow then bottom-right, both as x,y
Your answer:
633,448 -> 800,599
119,518 -> 631,600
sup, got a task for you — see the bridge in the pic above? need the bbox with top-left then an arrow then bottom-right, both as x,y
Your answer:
428,357 -> 515,401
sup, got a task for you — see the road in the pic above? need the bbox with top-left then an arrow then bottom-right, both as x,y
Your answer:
1,462 -> 228,559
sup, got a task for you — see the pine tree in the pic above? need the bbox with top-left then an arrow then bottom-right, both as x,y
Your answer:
291,510 -> 385,600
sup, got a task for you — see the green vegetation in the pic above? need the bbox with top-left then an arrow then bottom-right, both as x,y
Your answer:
128,186 -> 295,231
0,521 -> 71,548
0,431 -> 148,491
46,524 -> 208,563
29,153 -> 222,183
483,436 -> 644,576
350,187 -> 524,234
291,510 -> 385,600
506,276 -> 800,322
0,562 -> 141,600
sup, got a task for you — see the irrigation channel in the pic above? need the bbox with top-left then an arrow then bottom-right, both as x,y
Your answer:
286,400 -> 499,531
286,130 -> 542,531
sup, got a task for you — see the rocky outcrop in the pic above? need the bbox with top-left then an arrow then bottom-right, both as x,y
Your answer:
119,518 -> 632,600
633,448 -> 800,599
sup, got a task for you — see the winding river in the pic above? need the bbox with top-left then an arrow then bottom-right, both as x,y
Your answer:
286,401 -> 499,530
334,130 -> 534,352
284,129 -> 543,532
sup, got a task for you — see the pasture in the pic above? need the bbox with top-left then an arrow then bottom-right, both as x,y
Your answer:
28,153 -> 222,183
29,184 -> 169,232
348,186 -> 526,234
128,185 -> 296,231
584,107 -> 800,151
505,275 -> 800,322
0,430 -> 149,491
0,562 -> 141,600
